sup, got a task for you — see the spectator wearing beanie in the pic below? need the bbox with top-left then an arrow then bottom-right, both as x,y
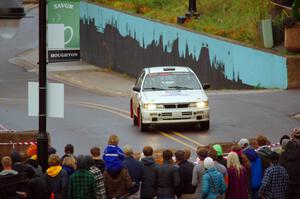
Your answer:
256,135 -> 272,173
259,152 -> 289,199
279,141 -> 300,199
44,154 -> 68,199
103,135 -> 125,177
192,146 -> 207,198
226,152 -> 248,199
175,150 -> 196,199
140,146 -> 158,199
68,155 -> 96,199
26,145 -> 43,176
122,145 -> 144,199
90,147 -> 105,173
239,138 -> 263,199
156,149 -> 180,199
201,157 -> 226,199
212,144 -> 227,168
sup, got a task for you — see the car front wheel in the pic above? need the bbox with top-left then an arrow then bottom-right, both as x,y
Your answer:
200,120 -> 210,130
138,109 -> 149,132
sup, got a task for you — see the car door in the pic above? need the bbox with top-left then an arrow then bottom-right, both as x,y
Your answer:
132,70 -> 145,115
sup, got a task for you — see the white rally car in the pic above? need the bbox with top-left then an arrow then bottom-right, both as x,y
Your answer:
130,66 -> 210,131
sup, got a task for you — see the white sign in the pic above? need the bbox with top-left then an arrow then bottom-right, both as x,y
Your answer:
28,82 -> 64,118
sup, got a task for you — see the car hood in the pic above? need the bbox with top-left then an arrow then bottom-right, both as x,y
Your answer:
142,90 -> 206,103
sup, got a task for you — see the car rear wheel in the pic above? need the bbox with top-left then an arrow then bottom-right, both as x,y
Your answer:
200,120 -> 210,130
138,109 -> 149,132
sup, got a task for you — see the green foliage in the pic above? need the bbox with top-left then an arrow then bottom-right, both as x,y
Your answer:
93,0 -> 272,46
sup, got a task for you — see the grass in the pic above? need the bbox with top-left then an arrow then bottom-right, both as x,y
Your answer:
93,0 -> 271,47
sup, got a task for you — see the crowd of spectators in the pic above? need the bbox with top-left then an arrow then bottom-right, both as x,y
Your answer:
0,127 -> 300,199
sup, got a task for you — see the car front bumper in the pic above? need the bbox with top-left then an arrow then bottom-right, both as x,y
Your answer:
141,107 -> 209,124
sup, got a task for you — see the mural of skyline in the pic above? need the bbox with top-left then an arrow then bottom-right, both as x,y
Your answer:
80,2 -> 288,89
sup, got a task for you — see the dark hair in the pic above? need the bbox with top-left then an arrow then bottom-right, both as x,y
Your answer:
175,150 -> 185,162
197,146 -> 208,160
162,149 -> 173,161
64,144 -> 74,154
76,155 -> 88,170
10,150 -> 21,164
85,155 -> 95,168
143,146 -> 153,156
90,147 -> 100,157
208,147 -> 218,161
269,152 -> 280,164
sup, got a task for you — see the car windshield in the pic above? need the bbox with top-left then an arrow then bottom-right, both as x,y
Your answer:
142,72 -> 201,91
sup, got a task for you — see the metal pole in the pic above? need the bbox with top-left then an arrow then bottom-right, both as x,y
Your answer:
37,0 -> 48,172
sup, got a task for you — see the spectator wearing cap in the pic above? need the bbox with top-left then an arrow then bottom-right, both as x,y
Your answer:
122,145 -> 144,199
175,150 -> 196,199
277,135 -> 290,154
212,144 -> 227,168
256,135 -> 272,173
192,146 -> 207,198
239,139 -> 263,199
103,135 -> 125,177
90,147 -> 105,173
86,155 -> 106,199
201,157 -> 226,199
61,144 -> 75,163
44,154 -> 68,199
26,145 -> 43,176
68,155 -> 96,199
140,146 -> 158,199
156,149 -> 180,199
259,152 -> 289,199
279,141 -> 300,199
226,152 -> 248,199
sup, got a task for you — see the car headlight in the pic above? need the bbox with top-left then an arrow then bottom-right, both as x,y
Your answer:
143,104 -> 163,110
190,101 -> 209,108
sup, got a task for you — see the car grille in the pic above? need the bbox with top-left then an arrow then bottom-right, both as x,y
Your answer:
164,104 -> 189,109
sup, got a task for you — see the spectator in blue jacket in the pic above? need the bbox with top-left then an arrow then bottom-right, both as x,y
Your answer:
239,138 -> 263,199
103,135 -> 125,177
122,145 -> 144,199
201,157 -> 226,199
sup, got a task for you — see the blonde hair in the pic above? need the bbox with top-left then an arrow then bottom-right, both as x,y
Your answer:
48,154 -> 60,166
108,134 -> 119,145
62,156 -> 77,170
227,152 -> 243,176
1,156 -> 12,168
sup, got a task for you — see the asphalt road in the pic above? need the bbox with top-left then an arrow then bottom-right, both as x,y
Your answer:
0,8 -> 299,157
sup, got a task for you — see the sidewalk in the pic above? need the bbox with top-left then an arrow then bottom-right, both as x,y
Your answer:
11,48 -> 135,96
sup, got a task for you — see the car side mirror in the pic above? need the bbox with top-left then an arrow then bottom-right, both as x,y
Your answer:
202,83 -> 210,90
133,86 -> 141,92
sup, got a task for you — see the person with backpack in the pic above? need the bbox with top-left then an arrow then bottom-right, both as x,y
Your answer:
201,157 -> 226,199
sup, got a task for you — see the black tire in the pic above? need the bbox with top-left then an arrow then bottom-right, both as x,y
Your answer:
139,111 -> 149,132
133,115 -> 138,126
200,120 -> 210,130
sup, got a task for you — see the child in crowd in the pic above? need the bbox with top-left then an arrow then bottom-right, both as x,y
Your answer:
103,135 -> 125,177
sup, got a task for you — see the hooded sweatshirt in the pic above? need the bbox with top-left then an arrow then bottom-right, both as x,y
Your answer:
44,166 -> 68,199
103,145 -> 125,174
0,169 -> 18,176
256,146 -> 272,172
280,141 -> 300,199
141,156 -> 158,198
244,148 -> 263,189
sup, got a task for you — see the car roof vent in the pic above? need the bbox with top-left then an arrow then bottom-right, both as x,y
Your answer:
163,67 -> 175,71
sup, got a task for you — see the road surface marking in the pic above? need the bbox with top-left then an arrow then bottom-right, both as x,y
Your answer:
171,131 -> 205,146
158,131 -> 196,151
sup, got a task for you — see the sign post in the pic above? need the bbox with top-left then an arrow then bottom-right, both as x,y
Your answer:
47,0 -> 80,62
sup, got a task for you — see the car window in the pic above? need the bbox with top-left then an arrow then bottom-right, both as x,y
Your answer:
142,72 -> 201,91
135,71 -> 145,89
